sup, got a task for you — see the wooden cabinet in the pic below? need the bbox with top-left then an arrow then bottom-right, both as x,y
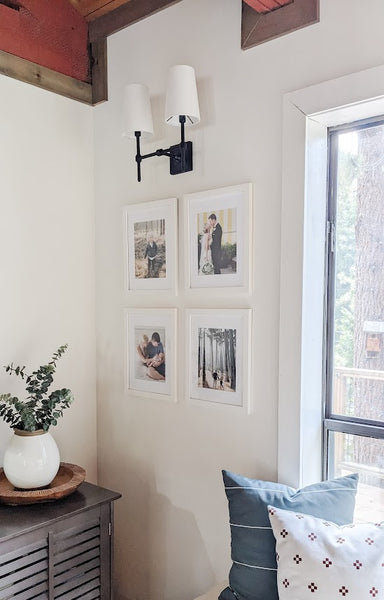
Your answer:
0,482 -> 121,600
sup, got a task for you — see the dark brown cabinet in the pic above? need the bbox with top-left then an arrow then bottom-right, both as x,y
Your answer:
0,482 -> 121,600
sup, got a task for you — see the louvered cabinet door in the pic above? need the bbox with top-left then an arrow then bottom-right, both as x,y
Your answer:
0,483 -> 120,600
0,531 -> 49,600
52,505 -> 112,600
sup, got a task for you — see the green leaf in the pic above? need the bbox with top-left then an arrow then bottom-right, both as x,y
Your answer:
0,344 -> 72,431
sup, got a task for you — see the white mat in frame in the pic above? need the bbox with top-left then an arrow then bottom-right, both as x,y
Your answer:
184,183 -> 253,293
125,308 -> 177,401
186,308 -> 252,412
124,198 -> 177,292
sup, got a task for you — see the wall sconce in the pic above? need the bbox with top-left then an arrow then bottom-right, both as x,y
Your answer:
123,65 -> 200,182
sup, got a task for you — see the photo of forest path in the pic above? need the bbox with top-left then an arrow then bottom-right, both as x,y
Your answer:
134,218 -> 166,279
197,327 -> 236,392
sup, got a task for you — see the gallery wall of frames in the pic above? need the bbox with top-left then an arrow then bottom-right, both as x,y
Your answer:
124,182 -> 253,412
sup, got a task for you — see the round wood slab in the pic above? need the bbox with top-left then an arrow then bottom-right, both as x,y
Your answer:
0,463 -> 86,505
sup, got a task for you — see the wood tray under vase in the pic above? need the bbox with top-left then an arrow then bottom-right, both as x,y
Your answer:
0,463 -> 86,505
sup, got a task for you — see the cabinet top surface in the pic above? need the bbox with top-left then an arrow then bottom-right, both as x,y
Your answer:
0,481 -> 121,541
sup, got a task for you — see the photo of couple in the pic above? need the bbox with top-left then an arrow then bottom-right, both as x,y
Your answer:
198,214 -> 222,275
135,328 -> 166,382
127,308 -> 175,398
197,208 -> 237,277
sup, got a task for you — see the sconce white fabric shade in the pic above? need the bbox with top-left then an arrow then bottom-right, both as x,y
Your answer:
123,83 -> 154,139
165,65 -> 200,126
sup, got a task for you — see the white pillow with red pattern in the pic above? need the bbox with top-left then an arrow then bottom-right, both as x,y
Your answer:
268,505 -> 384,599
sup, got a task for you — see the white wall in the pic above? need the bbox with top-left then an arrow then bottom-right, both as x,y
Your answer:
94,1 -> 384,599
0,76 -> 97,480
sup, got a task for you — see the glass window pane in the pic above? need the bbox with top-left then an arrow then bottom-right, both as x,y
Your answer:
328,430 -> 384,522
332,122 -> 384,422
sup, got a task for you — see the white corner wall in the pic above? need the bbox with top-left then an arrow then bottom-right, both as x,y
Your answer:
94,1 -> 384,599
0,76 -> 97,480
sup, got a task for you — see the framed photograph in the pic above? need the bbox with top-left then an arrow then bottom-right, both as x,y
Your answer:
187,309 -> 251,410
126,308 -> 177,400
124,198 -> 177,291
185,183 -> 252,291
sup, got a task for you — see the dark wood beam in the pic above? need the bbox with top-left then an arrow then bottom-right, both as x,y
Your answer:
0,49 -> 92,104
90,37 -> 108,104
88,0 -> 182,43
242,0 -> 319,50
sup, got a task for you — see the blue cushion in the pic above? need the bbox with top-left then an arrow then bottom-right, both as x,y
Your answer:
219,470 -> 358,600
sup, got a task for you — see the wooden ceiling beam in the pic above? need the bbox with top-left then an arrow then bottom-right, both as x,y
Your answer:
88,0 -> 182,43
0,0 -> 180,105
0,0 -> 94,103
243,0 -> 292,14
68,0 -> 132,22
0,48 -> 92,104
90,37 -> 107,104
0,1 -> 89,82
242,0 -> 319,50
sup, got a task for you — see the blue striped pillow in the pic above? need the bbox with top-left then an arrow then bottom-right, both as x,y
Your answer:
219,470 -> 358,600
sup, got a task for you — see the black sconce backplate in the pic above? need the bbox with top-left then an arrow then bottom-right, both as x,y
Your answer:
169,141 -> 193,175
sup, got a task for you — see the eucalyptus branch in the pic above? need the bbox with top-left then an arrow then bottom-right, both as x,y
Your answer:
0,345 -> 74,432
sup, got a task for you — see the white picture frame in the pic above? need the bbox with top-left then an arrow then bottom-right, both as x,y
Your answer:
124,198 -> 177,291
184,183 -> 252,292
125,308 -> 177,401
186,309 -> 251,411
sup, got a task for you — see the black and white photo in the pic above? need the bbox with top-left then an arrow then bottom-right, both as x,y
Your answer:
198,327 -> 237,392
187,309 -> 251,409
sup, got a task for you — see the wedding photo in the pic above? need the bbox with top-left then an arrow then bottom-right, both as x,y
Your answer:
197,208 -> 237,277
185,184 -> 252,291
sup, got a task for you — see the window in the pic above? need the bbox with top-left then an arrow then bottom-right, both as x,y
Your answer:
279,64 -> 384,497
324,117 -> 384,521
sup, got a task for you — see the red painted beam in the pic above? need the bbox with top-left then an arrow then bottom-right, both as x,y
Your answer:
243,0 -> 292,14
0,0 -> 89,82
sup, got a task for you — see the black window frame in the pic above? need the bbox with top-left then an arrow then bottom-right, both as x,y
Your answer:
323,115 -> 384,480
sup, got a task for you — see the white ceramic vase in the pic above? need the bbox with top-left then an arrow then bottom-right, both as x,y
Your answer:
3,429 -> 60,489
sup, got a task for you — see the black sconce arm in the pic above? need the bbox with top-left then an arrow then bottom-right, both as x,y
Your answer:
134,115 -> 192,182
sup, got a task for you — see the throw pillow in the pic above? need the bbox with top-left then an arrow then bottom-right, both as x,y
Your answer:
219,470 -> 358,600
268,504 -> 384,599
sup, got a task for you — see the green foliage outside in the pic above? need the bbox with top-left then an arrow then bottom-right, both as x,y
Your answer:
334,144 -> 357,368
221,243 -> 237,269
0,345 -> 74,432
